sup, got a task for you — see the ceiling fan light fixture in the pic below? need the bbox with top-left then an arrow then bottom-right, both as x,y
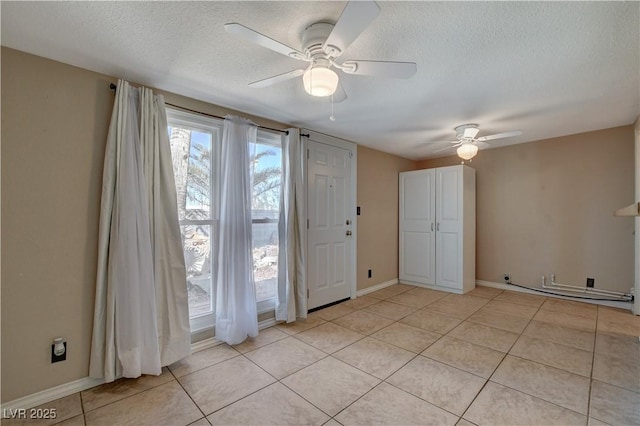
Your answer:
303,65 -> 339,97
457,143 -> 478,160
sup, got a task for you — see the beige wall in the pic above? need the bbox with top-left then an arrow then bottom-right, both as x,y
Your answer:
2,48 -> 113,402
417,126 -> 635,292
357,146 -> 416,291
0,47 -> 289,402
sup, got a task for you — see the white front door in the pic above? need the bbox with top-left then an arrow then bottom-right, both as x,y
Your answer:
307,140 -> 354,309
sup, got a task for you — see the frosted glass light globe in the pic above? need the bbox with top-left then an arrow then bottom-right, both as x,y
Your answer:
303,66 -> 339,97
457,143 -> 479,160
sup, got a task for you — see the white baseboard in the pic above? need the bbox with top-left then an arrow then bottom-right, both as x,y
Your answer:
356,278 -> 399,297
190,336 -> 223,353
400,281 -> 464,294
2,316 -> 281,411
1,376 -> 105,412
477,280 -> 633,311
258,317 -> 277,330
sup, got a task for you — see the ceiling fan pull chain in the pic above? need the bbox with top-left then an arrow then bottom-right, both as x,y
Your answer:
329,94 -> 336,121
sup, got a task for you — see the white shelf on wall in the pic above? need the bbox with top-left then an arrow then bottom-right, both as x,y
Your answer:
614,202 -> 640,217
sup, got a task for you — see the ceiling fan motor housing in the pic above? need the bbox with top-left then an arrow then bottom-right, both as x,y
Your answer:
302,22 -> 339,59
455,123 -> 480,141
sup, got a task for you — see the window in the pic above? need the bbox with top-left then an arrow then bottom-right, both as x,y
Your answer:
250,133 -> 282,307
167,109 -> 282,332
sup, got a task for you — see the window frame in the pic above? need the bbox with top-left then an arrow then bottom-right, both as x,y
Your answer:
251,130 -> 283,314
167,108 -> 222,333
166,108 -> 283,332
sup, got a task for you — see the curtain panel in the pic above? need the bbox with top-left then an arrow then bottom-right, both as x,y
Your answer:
90,80 -> 190,382
214,115 -> 260,344
276,129 -> 307,322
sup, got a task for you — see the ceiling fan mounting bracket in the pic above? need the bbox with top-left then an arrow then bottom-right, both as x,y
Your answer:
454,123 -> 479,141
324,45 -> 341,59
302,22 -> 335,53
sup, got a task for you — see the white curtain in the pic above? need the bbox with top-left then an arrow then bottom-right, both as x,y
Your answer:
276,129 -> 308,322
214,115 -> 259,344
90,80 -> 191,382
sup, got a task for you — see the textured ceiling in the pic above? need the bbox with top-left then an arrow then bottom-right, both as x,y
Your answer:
2,1 -> 639,160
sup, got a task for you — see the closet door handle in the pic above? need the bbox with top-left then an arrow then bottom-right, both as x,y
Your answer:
437,223 -> 440,231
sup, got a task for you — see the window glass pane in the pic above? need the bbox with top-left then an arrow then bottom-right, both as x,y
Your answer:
182,224 -> 213,317
169,127 -> 212,221
253,223 -> 278,301
250,141 -> 281,218
167,111 -> 222,328
250,138 -> 281,302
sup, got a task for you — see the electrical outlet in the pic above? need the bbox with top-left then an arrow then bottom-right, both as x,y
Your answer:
51,342 -> 67,363
586,278 -> 595,288
368,269 -> 372,278
503,273 -> 511,283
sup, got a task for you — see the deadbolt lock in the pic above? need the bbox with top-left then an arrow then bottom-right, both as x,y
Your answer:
346,230 -> 352,236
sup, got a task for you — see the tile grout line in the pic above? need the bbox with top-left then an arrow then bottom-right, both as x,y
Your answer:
78,369 -> 179,417
187,351 -> 284,421
461,294 -> 597,421
272,354 -> 353,420
378,292 -> 494,421
260,294 -> 445,422
585,306 -> 599,422
381,376 -> 466,420
341,293 -> 464,420
170,362 -> 210,422
80,377 -> 182,421
79,389 -> 87,426
457,290 -> 545,422
168,348 -> 244,382
239,342 -> 339,420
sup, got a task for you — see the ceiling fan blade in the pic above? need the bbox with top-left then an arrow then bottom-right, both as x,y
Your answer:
475,141 -> 491,149
323,0 -> 381,58
476,130 -> 522,142
225,23 -> 304,59
424,140 -> 458,145
248,69 -> 306,88
341,60 -> 417,78
433,143 -> 462,153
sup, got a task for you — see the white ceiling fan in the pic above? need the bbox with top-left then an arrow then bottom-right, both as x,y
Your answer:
225,0 -> 417,102
433,124 -> 522,160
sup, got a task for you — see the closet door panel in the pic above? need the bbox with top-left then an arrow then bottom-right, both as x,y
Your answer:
400,170 -> 436,284
436,167 -> 462,289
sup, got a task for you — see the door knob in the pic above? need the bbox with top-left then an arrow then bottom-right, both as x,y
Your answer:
346,230 -> 352,236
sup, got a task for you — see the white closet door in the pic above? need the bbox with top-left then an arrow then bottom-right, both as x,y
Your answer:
400,170 -> 436,284
436,166 -> 462,289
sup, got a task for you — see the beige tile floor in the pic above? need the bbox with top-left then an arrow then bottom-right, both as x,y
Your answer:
11,285 -> 640,426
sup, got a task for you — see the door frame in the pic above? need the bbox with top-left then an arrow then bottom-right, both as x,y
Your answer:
303,129 -> 358,304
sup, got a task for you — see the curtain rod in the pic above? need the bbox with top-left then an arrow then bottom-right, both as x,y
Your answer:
109,83 -> 288,135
